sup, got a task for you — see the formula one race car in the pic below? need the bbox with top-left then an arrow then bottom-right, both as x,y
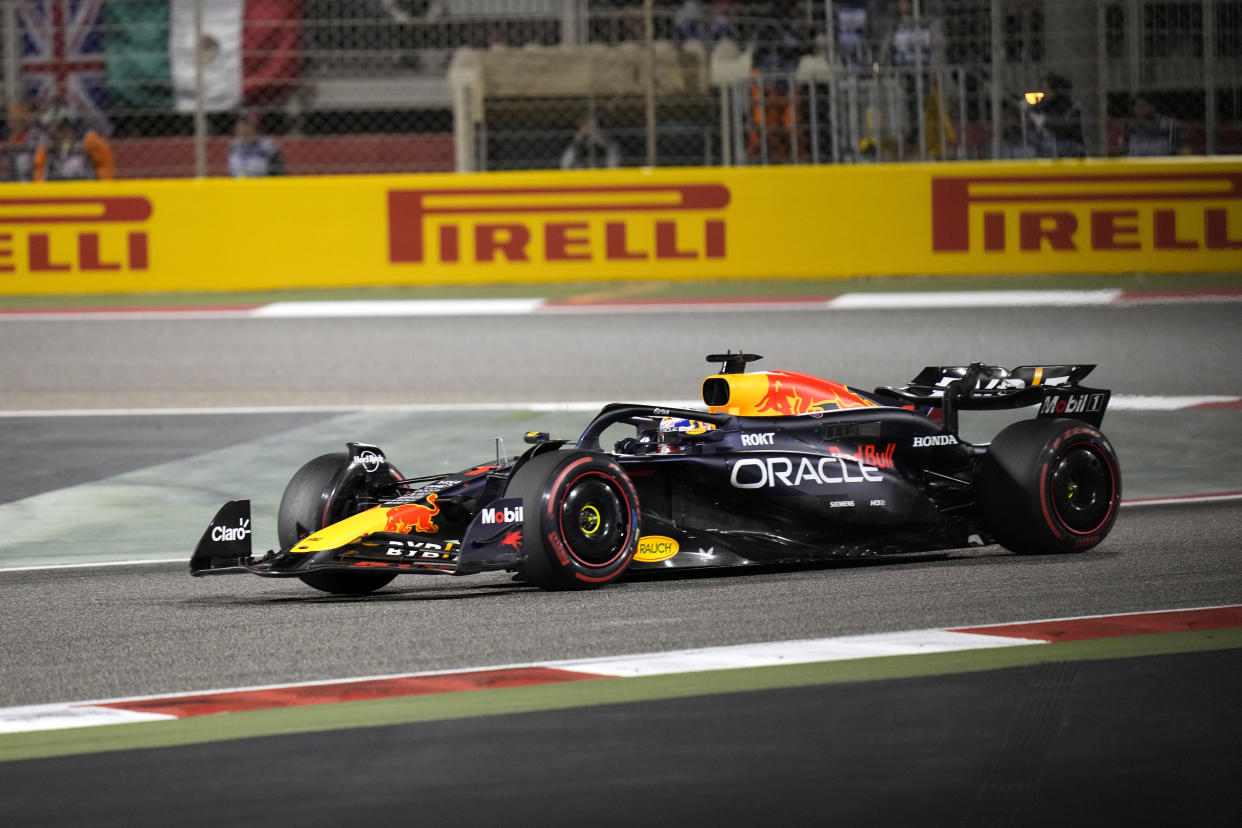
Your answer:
192,354 -> 1122,595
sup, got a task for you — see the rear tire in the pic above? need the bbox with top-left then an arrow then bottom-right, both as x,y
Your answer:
277,452 -> 399,595
506,450 -> 640,590
979,418 -> 1121,555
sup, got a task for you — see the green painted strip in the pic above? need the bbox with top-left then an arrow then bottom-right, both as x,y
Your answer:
3,627 -> 1239,763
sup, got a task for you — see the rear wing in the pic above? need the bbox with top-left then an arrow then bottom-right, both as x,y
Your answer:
876,363 -> 1110,431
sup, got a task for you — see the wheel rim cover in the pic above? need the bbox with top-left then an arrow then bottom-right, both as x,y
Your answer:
1051,445 -> 1115,534
558,473 -> 627,566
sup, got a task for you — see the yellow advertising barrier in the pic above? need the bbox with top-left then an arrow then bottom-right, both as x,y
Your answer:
1,157 -> 1240,295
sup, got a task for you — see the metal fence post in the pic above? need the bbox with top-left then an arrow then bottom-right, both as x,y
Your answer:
2,0 -> 19,110
561,0 -> 583,46
790,74 -> 800,163
1205,0 -> 1217,155
823,0 -> 840,164
643,0 -> 656,167
807,78 -> 820,165
913,0 -> 927,161
1096,1 -> 1109,156
757,78 -> 769,165
192,0 -> 207,178
938,67 -> 949,160
989,0 -> 1001,160
956,68 -> 966,159
1127,0 -> 1142,103
733,79 -> 748,165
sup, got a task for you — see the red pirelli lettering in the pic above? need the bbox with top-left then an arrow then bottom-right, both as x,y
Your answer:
931,172 -> 1242,254
1091,210 -> 1142,250
1206,208 -> 1242,249
0,197 -> 153,273
475,224 -> 530,262
388,184 -> 730,265
1153,209 -> 1196,250
545,222 -> 590,261
0,196 -> 152,225
605,222 -> 646,260
1020,211 -> 1077,251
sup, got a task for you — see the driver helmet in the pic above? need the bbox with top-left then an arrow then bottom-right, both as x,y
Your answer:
657,417 -> 714,454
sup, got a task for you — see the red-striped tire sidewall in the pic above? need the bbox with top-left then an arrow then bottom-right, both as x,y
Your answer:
511,450 -> 641,590
979,418 -> 1122,555
1036,428 -> 1121,551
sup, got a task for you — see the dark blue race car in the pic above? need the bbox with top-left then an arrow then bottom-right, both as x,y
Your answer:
192,354 -> 1121,595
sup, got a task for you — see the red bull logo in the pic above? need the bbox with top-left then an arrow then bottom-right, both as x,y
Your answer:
755,376 -> 806,416
835,444 -> 897,470
384,494 -> 440,534
0,196 -> 153,273
755,373 -> 879,416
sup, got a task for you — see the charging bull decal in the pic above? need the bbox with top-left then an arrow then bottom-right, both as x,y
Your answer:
755,374 -> 878,416
385,494 -> 440,534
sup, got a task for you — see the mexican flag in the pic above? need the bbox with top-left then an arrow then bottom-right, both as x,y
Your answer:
105,0 -> 300,112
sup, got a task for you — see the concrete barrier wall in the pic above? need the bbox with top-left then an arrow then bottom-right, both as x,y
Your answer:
1,157 -> 1239,295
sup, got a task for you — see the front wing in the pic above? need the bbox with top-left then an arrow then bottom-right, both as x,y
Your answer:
190,499 -> 527,579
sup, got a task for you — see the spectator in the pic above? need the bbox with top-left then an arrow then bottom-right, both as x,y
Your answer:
998,98 -> 1037,159
879,0 -> 944,70
33,111 -> 115,182
834,2 -> 873,68
752,0 -> 812,76
228,110 -> 285,177
675,0 -> 705,40
560,115 -> 620,170
1027,72 -> 1085,158
880,0 -> 950,157
589,0 -> 642,43
675,0 -> 739,46
3,102 -> 43,182
1122,92 -> 1186,157
746,1 -> 813,162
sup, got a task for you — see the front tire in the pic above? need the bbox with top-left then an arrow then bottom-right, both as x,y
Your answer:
277,452 -> 399,595
979,418 -> 1121,555
506,450 -> 640,590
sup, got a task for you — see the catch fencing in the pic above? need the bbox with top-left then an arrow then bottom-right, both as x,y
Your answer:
1,0 -> 1240,180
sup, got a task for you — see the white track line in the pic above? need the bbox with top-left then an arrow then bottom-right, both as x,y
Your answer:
0,558 -> 185,573
253,299 -> 546,317
2,288 -> 1237,322
4,603 -> 1238,735
547,629 -> 1037,678
0,705 -> 177,734
827,289 -> 1122,309
0,628 -> 1042,734
539,299 -> 839,313
1121,492 -> 1242,507
1109,394 -> 1241,410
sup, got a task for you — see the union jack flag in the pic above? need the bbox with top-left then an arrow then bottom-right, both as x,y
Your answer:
19,0 -> 111,133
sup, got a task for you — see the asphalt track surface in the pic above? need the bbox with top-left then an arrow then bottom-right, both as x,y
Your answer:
0,501 -> 1239,708
1,300 -> 1240,823
2,302 -> 1240,408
